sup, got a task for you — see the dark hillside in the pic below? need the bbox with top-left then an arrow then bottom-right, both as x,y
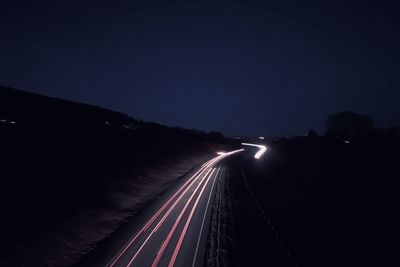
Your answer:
242,132 -> 400,266
0,86 -> 231,266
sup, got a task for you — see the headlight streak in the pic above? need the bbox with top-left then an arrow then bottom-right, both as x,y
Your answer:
241,143 -> 267,159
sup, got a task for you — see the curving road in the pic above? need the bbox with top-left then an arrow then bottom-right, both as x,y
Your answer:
78,149 -> 244,267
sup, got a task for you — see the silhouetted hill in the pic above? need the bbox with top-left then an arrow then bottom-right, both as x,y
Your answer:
0,86 -> 137,128
0,86 -> 232,266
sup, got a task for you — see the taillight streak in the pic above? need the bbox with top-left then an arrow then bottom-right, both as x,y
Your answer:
150,168 -> 216,267
107,156 -> 221,267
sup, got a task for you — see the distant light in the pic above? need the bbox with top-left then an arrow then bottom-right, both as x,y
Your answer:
104,121 -> 111,125
259,136 -> 264,140
122,124 -> 135,130
217,152 -> 225,155
10,121 -> 16,124
241,143 -> 267,159
344,140 -> 350,144
0,119 -> 6,123
235,137 -> 241,139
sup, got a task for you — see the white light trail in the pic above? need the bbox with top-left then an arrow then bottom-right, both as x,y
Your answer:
241,143 -> 267,159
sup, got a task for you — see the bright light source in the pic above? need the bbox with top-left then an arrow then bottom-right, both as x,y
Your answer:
217,152 -> 225,155
223,149 -> 244,156
259,136 -> 264,140
344,140 -> 350,144
10,121 -> 16,124
241,143 -> 267,159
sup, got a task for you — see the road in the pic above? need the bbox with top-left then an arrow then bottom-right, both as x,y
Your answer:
77,148 -> 245,267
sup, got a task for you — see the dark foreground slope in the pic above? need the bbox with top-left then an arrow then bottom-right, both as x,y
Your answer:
0,86 -> 231,266
238,133 -> 400,266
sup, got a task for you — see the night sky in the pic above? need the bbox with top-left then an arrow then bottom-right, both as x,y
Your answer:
1,0 -> 399,136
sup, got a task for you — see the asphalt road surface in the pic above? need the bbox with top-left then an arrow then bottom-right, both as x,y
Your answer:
77,148 -> 245,267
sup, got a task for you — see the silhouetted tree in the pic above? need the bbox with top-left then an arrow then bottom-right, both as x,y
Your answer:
326,111 -> 374,137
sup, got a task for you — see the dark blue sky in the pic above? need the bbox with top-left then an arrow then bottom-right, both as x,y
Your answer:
1,0 -> 399,135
